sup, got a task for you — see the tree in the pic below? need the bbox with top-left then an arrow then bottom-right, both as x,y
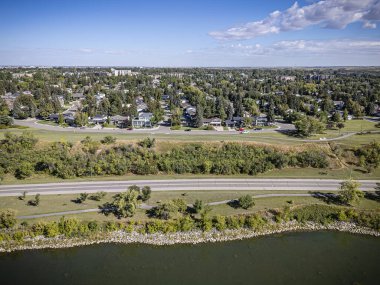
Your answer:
336,122 -> 345,134
0,115 -> 13,126
13,94 -> 37,119
58,113 -> 64,125
343,109 -> 348,121
194,104 -> 204,128
238,195 -> 255,209
28,193 -> 41,206
0,97 -> 9,115
193,199 -> 204,213
15,162 -> 34,179
74,112 -> 88,127
332,112 -> 341,123
294,116 -> 325,137
0,209 -> 16,229
338,179 -> 363,206
141,186 -> 152,201
110,189 -> 139,218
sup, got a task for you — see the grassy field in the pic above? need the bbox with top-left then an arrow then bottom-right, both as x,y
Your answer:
2,189 -> 379,224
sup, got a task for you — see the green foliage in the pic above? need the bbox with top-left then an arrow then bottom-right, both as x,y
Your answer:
294,116 -> 325,137
138,137 -> 156,148
291,205 -> 339,224
108,189 -> 140,218
338,179 -> 363,206
141,186 -> 152,201
89,191 -> 106,201
213,215 -> 226,231
15,162 -> 34,179
0,209 -> 16,229
101,135 -> 117,144
238,195 -> 255,209
193,199 -> 204,213
0,115 -> 13,127
28,193 -> 40,206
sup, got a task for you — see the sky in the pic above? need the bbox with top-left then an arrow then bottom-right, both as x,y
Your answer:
1,0 -> 380,67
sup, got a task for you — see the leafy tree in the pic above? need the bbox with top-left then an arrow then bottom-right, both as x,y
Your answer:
343,109 -> 348,121
141,186 -> 152,201
238,195 -> 255,209
0,209 -> 16,229
336,122 -> 345,133
0,97 -> 9,115
0,115 -> 13,127
13,94 -> 37,119
110,189 -> 140,218
74,112 -> 88,127
193,199 -> 204,213
294,116 -> 325,137
338,179 -> 363,206
15,162 -> 34,179
194,104 -> 204,128
58,113 -> 64,125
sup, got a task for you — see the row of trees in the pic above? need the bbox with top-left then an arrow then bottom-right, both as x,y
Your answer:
0,133 -> 331,180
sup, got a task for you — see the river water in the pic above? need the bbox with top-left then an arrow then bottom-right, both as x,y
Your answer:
0,231 -> 379,285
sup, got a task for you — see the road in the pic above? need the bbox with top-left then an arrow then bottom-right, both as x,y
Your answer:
14,118 -> 294,135
1,178 -> 378,197
14,118 -> 380,142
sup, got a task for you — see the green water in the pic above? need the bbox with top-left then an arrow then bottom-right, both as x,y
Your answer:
0,231 -> 379,285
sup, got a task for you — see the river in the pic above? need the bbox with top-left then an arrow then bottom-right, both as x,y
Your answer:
0,231 -> 379,285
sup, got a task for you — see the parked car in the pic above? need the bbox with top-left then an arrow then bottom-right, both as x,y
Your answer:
254,127 -> 262,131
185,128 -> 192,131
240,130 -> 249,134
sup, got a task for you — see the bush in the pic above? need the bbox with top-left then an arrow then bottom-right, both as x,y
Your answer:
15,162 -> 34,179
213,215 -> 226,231
138,137 -> 156,148
0,209 -> 16,229
101,136 -> 117,144
238,195 -> 255,209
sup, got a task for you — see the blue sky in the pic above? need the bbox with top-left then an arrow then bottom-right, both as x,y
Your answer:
1,0 -> 380,66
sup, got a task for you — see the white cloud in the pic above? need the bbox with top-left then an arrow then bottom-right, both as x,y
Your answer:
209,0 -> 380,40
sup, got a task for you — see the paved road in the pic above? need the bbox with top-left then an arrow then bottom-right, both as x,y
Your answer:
2,178 -> 378,197
14,118 -> 293,135
14,118 -> 379,142
16,193 -> 316,219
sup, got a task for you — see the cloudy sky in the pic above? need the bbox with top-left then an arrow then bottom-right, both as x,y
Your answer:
1,0 -> 379,66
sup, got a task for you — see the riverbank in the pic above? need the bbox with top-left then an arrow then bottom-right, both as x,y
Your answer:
1,221 -> 379,253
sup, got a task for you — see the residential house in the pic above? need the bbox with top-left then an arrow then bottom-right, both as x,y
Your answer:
333,101 -> 345,110
203,118 -> 222,127
254,114 -> 268,126
72,93 -> 85,100
132,112 -> 153,128
91,114 -> 107,124
110,115 -> 129,128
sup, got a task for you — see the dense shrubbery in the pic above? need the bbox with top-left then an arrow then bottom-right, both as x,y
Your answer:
0,133 -> 331,180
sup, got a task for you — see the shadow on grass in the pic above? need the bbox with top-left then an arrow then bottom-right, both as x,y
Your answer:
309,191 -> 342,205
364,184 -> 380,202
227,199 -> 240,209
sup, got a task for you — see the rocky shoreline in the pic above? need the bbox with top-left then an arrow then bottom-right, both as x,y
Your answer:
1,221 -> 379,253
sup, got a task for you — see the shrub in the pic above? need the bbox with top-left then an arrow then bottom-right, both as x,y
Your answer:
101,136 -> 117,144
0,209 -> 16,229
15,162 -> 34,179
238,195 -> 255,209
213,215 -> 226,231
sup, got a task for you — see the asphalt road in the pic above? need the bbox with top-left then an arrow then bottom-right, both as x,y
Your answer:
14,118 -> 294,135
1,178 -> 378,197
